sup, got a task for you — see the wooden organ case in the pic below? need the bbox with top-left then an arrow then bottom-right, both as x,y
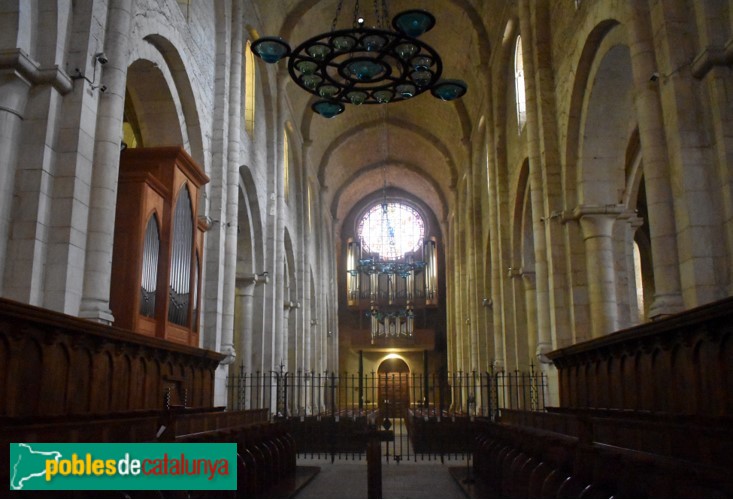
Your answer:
111,146 -> 209,347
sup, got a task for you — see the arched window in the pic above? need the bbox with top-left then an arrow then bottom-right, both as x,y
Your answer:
633,241 -> 645,321
283,128 -> 291,204
514,35 -> 527,133
307,182 -> 312,232
358,202 -> 425,260
245,40 -> 256,135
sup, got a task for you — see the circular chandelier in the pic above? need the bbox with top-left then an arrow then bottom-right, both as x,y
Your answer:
251,0 -> 468,118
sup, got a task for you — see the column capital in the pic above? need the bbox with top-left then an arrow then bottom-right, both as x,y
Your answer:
619,212 -> 644,229
520,269 -> 536,289
507,266 -> 522,278
573,204 -> 625,240
236,272 -> 269,289
219,344 -> 236,365
536,342 -> 553,365
0,48 -> 73,96
571,204 -> 626,219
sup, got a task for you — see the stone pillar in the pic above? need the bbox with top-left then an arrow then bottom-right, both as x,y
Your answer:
446,221 -> 458,376
283,300 -> 299,370
627,0 -> 684,317
0,71 -> 30,294
521,270 -> 538,367
270,69 -> 288,373
79,0 -> 134,323
301,249 -> 311,374
220,0 -> 244,368
486,162 -> 505,372
576,206 -> 623,338
623,214 -> 645,325
507,267 -> 523,371
646,0 -> 721,306
519,0 -> 553,362
235,274 -> 265,372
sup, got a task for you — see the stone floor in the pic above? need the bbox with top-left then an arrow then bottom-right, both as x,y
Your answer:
292,457 -> 475,499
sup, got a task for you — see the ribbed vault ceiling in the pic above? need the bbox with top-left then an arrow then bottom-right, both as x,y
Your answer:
253,0 -> 493,235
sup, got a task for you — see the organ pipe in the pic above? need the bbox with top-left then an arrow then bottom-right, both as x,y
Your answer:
140,214 -> 160,317
169,186 -> 194,326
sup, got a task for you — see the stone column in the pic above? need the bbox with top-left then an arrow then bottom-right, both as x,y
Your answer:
219,0 -> 244,367
623,214 -> 645,325
0,70 -> 31,294
519,0 -> 553,362
79,0 -> 134,323
235,274 -> 265,372
486,138 -> 505,372
283,300 -> 299,370
521,270 -> 538,367
627,0 -> 684,317
507,267 -> 523,370
270,69 -> 288,373
1,44 -> 74,304
576,205 -> 623,338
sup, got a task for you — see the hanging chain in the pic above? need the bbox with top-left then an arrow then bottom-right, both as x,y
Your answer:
331,0 -> 345,31
381,162 -> 388,213
353,0 -> 361,28
374,0 -> 381,28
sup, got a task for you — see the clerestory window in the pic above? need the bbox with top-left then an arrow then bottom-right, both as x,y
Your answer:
514,35 -> 527,133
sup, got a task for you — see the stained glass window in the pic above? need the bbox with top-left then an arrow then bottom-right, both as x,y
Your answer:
358,202 -> 425,260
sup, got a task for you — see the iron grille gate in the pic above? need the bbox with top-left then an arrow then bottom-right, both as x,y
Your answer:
227,367 -> 548,462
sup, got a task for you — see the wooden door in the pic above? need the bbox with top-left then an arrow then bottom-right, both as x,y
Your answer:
378,358 -> 410,418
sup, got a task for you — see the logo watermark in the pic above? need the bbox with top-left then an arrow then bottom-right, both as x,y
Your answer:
9,442 -> 236,491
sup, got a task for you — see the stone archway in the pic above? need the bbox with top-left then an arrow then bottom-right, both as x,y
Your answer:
378,357 -> 410,418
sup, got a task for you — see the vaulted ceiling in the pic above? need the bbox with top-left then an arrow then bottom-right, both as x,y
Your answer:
252,0 -> 497,237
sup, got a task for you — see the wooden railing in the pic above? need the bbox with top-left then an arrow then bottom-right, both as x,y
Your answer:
0,298 -> 298,497
1,408 -> 285,498
175,418 -> 297,499
548,295 -> 733,416
473,413 -> 733,498
0,297 -> 224,417
472,296 -> 733,498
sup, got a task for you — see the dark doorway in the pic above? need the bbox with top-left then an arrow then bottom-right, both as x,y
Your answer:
378,357 -> 410,418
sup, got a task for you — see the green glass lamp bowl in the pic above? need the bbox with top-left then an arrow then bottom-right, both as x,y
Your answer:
347,60 -> 387,81
431,79 -> 468,101
347,91 -> 368,105
253,8 -> 469,114
396,83 -> 417,98
312,100 -> 345,118
392,9 -> 436,38
251,36 -> 291,63
374,90 -> 394,103
318,84 -> 340,98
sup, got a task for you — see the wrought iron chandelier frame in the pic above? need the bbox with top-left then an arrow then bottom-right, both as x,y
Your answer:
250,1 -> 467,117
286,26 -> 444,106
